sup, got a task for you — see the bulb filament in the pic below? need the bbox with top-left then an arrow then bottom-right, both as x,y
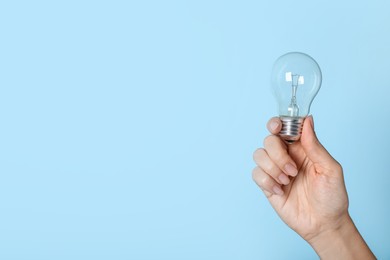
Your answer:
287,73 -> 303,117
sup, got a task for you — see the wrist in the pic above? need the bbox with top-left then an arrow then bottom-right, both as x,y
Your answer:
308,214 -> 353,257
307,214 -> 375,260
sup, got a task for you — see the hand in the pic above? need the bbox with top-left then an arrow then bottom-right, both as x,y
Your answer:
252,116 -> 375,259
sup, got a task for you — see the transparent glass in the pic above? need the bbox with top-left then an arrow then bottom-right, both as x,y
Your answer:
271,52 -> 322,118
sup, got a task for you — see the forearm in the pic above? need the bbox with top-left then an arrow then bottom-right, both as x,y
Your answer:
308,215 -> 375,260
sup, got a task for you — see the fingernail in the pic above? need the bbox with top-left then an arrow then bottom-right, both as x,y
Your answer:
278,173 -> 290,185
272,185 -> 284,195
284,163 -> 298,176
270,121 -> 279,131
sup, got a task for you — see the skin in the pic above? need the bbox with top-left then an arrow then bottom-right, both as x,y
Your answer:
252,115 -> 375,259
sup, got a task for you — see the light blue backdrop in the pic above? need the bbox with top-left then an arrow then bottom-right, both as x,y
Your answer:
1,0 -> 389,259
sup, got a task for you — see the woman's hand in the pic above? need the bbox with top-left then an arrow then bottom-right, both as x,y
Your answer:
252,116 -> 375,259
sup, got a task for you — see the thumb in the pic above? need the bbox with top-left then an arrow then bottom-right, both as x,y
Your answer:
300,115 -> 335,165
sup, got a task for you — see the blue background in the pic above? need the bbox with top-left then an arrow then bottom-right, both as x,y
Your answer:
1,0 -> 389,259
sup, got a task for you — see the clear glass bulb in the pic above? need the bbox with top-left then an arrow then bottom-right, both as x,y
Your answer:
271,52 -> 322,143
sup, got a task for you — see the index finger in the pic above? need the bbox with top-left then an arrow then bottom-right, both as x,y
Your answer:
267,117 -> 282,135
263,134 -> 298,177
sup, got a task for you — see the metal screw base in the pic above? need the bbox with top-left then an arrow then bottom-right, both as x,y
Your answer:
279,116 -> 305,144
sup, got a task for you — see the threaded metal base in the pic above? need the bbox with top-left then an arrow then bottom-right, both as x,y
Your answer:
279,116 -> 305,144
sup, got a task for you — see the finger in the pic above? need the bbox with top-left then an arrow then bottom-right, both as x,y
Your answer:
301,115 -> 338,166
266,117 -> 282,135
252,166 -> 284,196
253,148 -> 291,185
263,135 -> 298,177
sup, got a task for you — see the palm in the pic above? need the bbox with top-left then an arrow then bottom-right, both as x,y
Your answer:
267,142 -> 349,241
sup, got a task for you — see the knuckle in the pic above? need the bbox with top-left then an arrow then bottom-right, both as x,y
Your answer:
253,148 -> 265,162
252,167 -> 260,181
263,134 -> 276,148
252,167 -> 274,191
263,162 -> 274,175
260,175 -> 270,187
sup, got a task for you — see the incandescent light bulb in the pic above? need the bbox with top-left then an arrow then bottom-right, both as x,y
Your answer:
271,52 -> 322,143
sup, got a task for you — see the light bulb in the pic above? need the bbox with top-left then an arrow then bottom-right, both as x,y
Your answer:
271,52 -> 322,143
